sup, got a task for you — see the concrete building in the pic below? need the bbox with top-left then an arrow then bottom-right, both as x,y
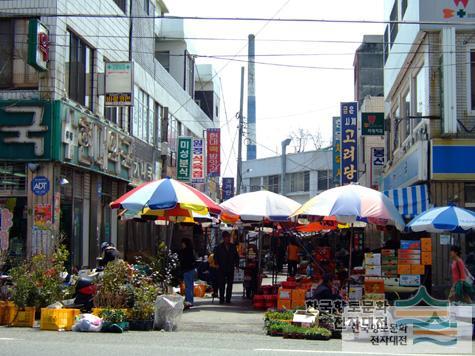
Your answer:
241,149 -> 333,204
383,0 -> 475,297
195,64 -> 220,122
353,35 -> 384,107
0,0 -> 219,267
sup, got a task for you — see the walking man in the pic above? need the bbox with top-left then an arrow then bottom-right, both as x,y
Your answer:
214,231 -> 240,304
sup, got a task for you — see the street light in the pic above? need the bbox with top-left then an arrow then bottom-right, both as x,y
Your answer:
281,138 -> 291,195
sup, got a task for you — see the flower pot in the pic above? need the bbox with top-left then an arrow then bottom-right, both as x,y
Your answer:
129,319 -> 154,331
101,321 -> 129,333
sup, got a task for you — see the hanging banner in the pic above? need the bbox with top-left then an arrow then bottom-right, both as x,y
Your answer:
340,102 -> 358,185
332,117 -> 341,185
177,136 -> 192,182
362,112 -> 384,136
192,138 -> 204,183
206,128 -> 221,177
222,177 -> 235,201
33,204 -> 52,231
370,147 -> 385,190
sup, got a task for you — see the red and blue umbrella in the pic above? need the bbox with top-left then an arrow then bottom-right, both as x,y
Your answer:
110,177 -> 221,218
407,205 -> 475,233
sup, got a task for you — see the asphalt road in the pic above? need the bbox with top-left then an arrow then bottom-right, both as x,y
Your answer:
0,285 -> 473,356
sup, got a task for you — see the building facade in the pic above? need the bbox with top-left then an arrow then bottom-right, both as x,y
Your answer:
383,0 -> 475,296
0,0 -> 219,268
241,149 -> 333,204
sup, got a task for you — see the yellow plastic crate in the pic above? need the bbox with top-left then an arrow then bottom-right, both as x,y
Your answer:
0,302 -> 17,325
40,308 -> 80,331
10,307 -> 36,327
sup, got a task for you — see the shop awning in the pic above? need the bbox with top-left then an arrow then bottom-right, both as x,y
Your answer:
383,184 -> 430,219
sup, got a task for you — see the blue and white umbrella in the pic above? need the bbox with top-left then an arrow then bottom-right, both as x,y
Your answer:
407,205 -> 475,233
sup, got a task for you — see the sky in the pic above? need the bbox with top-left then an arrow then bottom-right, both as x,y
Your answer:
165,0 -> 386,178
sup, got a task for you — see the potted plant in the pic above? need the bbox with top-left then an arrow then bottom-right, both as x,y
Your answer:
266,320 -> 287,337
99,308 -> 129,333
147,242 -> 180,293
93,259 -> 133,315
129,272 -> 158,331
8,244 -> 69,327
282,324 -> 306,339
304,326 -> 332,340
265,310 -> 294,323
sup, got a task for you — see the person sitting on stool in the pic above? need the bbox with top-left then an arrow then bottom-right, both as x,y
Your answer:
214,231 -> 239,304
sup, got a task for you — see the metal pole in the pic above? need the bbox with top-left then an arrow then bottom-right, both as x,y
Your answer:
247,34 -> 256,160
348,224 -> 354,287
236,67 -> 245,195
281,139 -> 291,195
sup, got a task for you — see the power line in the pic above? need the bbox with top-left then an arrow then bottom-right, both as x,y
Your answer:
4,12 -> 475,27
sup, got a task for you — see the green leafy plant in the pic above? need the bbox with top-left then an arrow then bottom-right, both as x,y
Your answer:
304,326 -> 332,338
99,308 -> 128,323
130,270 -> 158,321
265,310 -> 294,321
266,320 -> 288,334
147,242 -> 180,292
9,244 -> 69,308
94,260 -> 133,309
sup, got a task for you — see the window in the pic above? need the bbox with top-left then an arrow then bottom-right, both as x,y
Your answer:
317,170 -> 330,191
156,51 -> 170,72
392,105 -> 400,150
0,163 -> 26,194
466,184 -> 475,208
383,26 -> 389,64
154,102 -> 162,146
113,0 -> 127,13
401,0 -> 408,19
470,50 -> 475,112
66,31 -> 94,109
0,18 -> 38,89
263,175 -> 280,193
168,116 -> 178,151
389,1 -> 398,48
403,89 -> 411,139
287,171 -> 310,193
132,87 -> 154,144
414,65 -> 427,126
250,177 -> 261,192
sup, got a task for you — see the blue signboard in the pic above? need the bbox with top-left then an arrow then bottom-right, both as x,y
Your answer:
222,177 -> 234,201
432,139 -> 475,180
31,176 -> 50,196
332,117 -> 341,185
340,102 -> 358,185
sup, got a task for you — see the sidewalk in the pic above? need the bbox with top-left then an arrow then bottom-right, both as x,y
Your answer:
179,273 -> 288,334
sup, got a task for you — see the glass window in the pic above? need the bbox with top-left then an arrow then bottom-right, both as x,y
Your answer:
154,102 -> 162,146
392,106 -> 400,150
414,65 -> 427,126
287,171 -> 310,193
470,51 -> 475,111
156,51 -> 170,72
263,175 -> 280,193
402,0 -> 408,18
403,89 -> 411,139
0,18 -> 38,89
389,1 -> 398,48
383,26 -> 389,64
318,170 -> 329,191
113,0 -> 127,13
67,31 -> 94,109
0,163 -> 26,194
250,177 -> 261,192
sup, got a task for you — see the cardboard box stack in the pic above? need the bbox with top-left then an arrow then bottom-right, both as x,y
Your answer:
397,240 -> 428,287
364,252 -> 384,300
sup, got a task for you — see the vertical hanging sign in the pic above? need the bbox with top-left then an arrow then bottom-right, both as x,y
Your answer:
206,128 -> 221,177
177,136 -> 192,182
340,102 -> 358,185
192,138 -> 204,183
222,177 -> 235,201
332,117 -> 341,185
370,147 -> 385,190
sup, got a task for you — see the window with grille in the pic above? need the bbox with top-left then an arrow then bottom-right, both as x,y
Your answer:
317,170 -> 330,191
287,171 -> 310,193
0,163 -> 26,195
263,175 -> 280,193
0,18 -> 38,89
66,31 -> 95,109
250,177 -> 261,192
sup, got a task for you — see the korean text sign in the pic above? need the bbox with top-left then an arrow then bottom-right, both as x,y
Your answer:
177,137 -> 192,182
332,117 -> 341,185
222,177 -> 234,201
192,139 -> 204,183
206,128 -> 220,177
340,102 -> 358,184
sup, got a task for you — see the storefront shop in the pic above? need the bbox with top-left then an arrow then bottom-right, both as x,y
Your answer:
0,99 -> 161,269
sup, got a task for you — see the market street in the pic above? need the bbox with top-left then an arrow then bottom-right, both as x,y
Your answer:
1,290 -> 473,356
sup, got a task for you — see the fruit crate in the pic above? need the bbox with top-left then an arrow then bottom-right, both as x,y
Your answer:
40,308 -> 80,331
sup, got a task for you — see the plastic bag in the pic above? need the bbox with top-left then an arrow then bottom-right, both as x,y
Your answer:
72,313 -> 103,332
154,294 -> 184,331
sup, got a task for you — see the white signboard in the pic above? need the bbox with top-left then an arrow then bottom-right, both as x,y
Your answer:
105,62 -> 133,106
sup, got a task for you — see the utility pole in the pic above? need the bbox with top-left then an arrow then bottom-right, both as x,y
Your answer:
236,66 -> 245,195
